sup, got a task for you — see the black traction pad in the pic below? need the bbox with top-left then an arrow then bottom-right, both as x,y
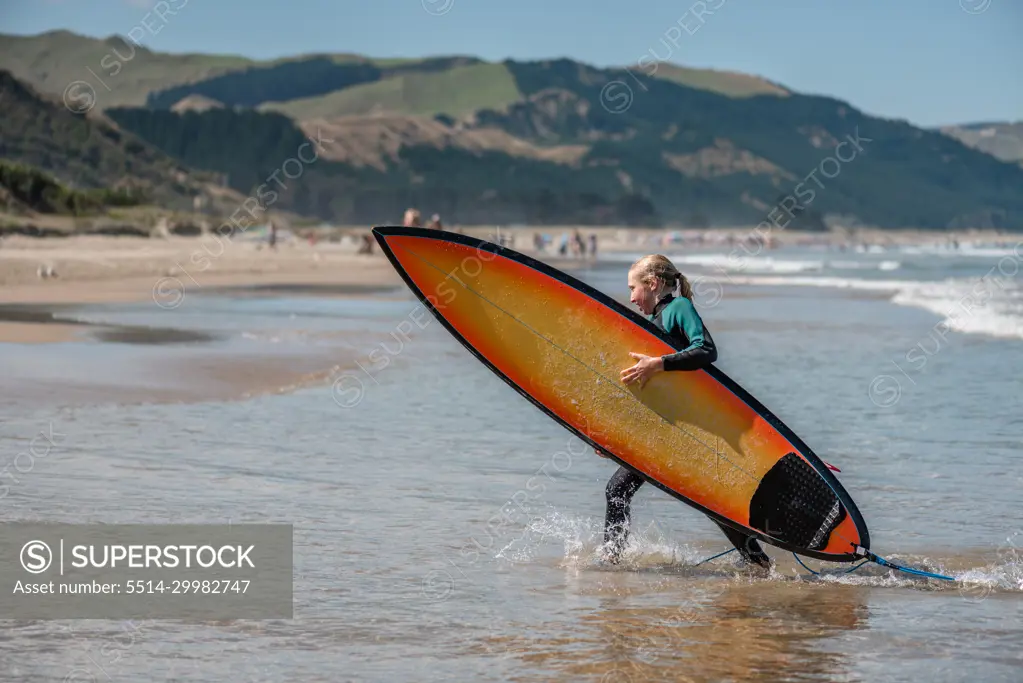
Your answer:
749,452 -> 847,550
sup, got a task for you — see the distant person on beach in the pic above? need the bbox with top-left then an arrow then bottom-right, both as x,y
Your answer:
357,232 -> 374,255
403,208 -> 422,228
427,214 -> 444,230
558,233 -> 569,257
572,229 -> 585,258
600,254 -> 771,570
268,220 -> 278,250
588,233 -> 598,259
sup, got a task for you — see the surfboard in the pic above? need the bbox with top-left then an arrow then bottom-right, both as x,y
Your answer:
373,226 -> 870,562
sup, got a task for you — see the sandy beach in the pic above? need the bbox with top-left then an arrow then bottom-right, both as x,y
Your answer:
0,226 -> 1011,344
0,233 -> 402,342
0,228 -> 590,406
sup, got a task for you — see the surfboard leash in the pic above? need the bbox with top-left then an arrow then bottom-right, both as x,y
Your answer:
792,553 -> 870,576
792,550 -> 955,581
692,547 -> 736,566
691,548 -> 953,584
861,550 -> 956,581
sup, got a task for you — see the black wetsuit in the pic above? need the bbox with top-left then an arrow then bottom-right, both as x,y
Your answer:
604,293 -> 771,567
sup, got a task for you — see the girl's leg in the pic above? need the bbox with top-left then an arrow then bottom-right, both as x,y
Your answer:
713,520 -> 771,568
604,466 -> 645,562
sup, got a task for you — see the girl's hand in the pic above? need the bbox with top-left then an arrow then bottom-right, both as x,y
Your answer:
594,448 -> 609,459
620,352 -> 664,388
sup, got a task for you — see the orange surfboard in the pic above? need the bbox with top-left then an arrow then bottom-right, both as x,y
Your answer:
374,227 -> 870,561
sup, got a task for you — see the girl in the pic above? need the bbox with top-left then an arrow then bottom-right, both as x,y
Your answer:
602,254 -> 771,569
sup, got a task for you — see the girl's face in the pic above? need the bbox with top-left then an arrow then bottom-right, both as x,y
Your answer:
627,268 -> 662,315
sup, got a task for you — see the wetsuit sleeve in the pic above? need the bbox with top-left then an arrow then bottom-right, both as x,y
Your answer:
661,298 -> 717,371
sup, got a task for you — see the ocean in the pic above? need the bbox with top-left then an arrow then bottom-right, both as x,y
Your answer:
1,242 -> 1021,682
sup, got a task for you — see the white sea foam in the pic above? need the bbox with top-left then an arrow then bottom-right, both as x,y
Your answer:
667,254 -> 902,275
729,257 -> 824,274
890,279 -> 1023,340
709,273 -> 1023,340
898,244 -> 1023,259
854,244 -> 888,254
601,249 -> 1022,340
723,275 -> 917,291
827,259 -> 902,271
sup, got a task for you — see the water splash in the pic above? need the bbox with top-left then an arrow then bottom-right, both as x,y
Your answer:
493,510 -> 1023,596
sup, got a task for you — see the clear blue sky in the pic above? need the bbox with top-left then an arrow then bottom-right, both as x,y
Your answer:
5,0 -> 1022,126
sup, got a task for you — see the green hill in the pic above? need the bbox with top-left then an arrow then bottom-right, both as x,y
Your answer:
0,70 -> 235,213
0,31 -> 484,112
5,31 -> 1023,229
262,63 -> 522,118
103,105 -> 656,226
103,107 -> 318,197
0,30 -> 252,109
147,55 -> 481,109
646,63 -> 789,98
0,161 -> 143,215
107,84 -> 1023,229
941,122 -> 1023,166
0,30 -> 786,113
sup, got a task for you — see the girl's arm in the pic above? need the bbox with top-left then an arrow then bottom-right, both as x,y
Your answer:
621,299 -> 717,386
661,299 -> 717,371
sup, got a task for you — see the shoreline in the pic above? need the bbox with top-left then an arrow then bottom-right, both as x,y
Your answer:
0,227 -> 1016,342
1,228 -> 1017,412
0,232 -> 591,341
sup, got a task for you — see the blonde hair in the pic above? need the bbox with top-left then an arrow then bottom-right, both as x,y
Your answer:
630,254 -> 693,300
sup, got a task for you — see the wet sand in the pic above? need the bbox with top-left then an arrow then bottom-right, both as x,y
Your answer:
0,237 -> 403,342
0,233 -> 587,341
0,233 -> 586,408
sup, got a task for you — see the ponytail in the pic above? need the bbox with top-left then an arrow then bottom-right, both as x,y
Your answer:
677,273 -> 693,300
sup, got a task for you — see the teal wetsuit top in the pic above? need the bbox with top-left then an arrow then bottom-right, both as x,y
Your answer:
648,294 -> 718,370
